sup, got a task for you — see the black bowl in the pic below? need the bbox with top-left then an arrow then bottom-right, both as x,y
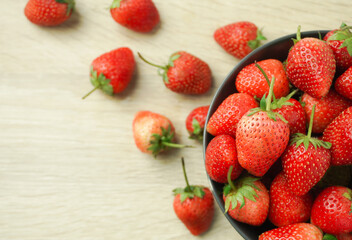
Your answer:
203,30 -> 329,240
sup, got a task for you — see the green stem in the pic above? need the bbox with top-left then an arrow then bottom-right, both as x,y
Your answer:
297,25 -> 302,41
266,76 -> 275,112
162,142 -> 194,148
138,52 -> 167,70
307,104 -> 316,139
227,166 -> 236,191
181,157 -> 192,191
255,63 -> 271,86
82,85 -> 100,100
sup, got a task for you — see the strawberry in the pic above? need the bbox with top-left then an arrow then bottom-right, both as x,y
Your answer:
323,23 -> 352,72
236,77 -> 290,177
214,21 -> 266,59
82,47 -> 135,99
24,0 -> 75,26
301,90 -> 352,133
110,0 -> 160,33
335,66 -> 352,101
286,26 -> 336,99
311,186 -> 352,235
138,51 -> 212,95
259,223 -> 323,240
205,135 -> 243,183
185,105 -> 209,141
223,167 -> 269,226
282,105 -> 331,196
235,59 -> 290,99
268,172 -> 313,227
132,111 -> 191,157
206,93 -> 258,138
323,106 -> 352,166
173,158 -> 214,236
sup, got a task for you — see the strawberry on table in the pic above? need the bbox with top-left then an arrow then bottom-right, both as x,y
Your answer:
259,223 -> 323,240
335,66 -> 352,100
235,59 -> 290,99
205,135 -> 243,183
311,186 -> 352,235
223,167 -> 269,226
206,93 -> 258,138
82,47 -> 135,99
132,111 -> 192,157
173,158 -> 214,236
24,0 -> 75,26
268,172 -> 313,227
185,105 -> 209,141
282,105 -> 331,196
214,21 -> 266,59
110,0 -> 160,33
323,106 -> 352,166
286,26 -> 336,99
138,51 -> 212,95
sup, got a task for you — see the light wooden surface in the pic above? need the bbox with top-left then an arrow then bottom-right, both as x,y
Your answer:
0,1 -> 351,239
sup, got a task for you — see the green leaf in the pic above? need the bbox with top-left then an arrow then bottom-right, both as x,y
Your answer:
340,22 -> 347,28
56,0 -> 75,15
224,197 -> 231,212
248,40 -> 259,50
223,184 -> 232,196
169,54 -> 181,67
147,125 -> 174,157
193,187 -> 205,198
260,95 -> 267,110
110,0 -> 122,9
323,234 -> 338,240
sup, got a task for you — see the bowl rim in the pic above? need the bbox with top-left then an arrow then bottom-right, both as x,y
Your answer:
202,30 -> 330,239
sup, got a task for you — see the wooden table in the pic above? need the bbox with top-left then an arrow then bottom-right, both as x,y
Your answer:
0,0 -> 350,239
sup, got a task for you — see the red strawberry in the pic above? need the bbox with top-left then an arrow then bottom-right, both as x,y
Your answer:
311,186 -> 352,235
323,106 -> 352,165
206,93 -> 258,138
337,232 -> 352,240
335,66 -> 352,100
323,23 -> 352,72
282,105 -> 331,196
132,111 -> 191,157
268,172 -> 313,227
301,89 -> 352,133
110,0 -> 160,33
24,0 -> 75,26
236,78 -> 290,177
82,47 -> 135,99
185,105 -> 209,141
236,59 -> 290,99
173,158 -> 214,236
214,21 -> 266,59
138,51 -> 212,95
223,168 -> 269,226
286,26 -> 336,99
205,135 -> 243,183
259,223 -> 323,240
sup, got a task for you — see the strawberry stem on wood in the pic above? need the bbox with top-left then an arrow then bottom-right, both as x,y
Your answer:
82,86 -> 100,99
181,157 -> 191,191
138,52 -> 167,70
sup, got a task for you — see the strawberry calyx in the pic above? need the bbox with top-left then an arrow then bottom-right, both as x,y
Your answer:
323,234 -> 338,240
55,0 -> 75,15
148,125 -> 193,158
291,105 -> 332,150
189,119 -> 203,141
327,22 -> 352,56
342,188 -> 352,213
110,0 -> 122,9
248,28 -> 267,50
223,166 -> 261,212
292,25 -> 302,44
173,157 -> 205,203
82,67 -> 114,99
138,52 -> 181,84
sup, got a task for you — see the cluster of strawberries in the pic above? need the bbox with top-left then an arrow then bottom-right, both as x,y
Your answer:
206,24 -> 352,239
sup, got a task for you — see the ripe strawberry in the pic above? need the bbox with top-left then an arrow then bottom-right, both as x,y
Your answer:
185,105 -> 209,141
259,223 -> 323,240
235,59 -> 290,99
268,172 -> 313,227
236,77 -> 290,177
214,21 -> 266,59
282,105 -> 331,196
311,186 -> 352,235
335,66 -> 352,100
110,0 -> 160,33
132,111 -> 191,157
205,135 -> 243,183
24,0 -> 75,26
173,158 -> 214,236
323,23 -> 352,72
82,47 -> 135,99
206,93 -> 258,138
223,167 -> 269,226
301,90 -> 352,133
323,106 -> 352,165
286,26 -> 336,99
138,51 -> 212,95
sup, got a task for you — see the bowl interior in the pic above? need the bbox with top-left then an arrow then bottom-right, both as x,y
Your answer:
203,30 -> 329,240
